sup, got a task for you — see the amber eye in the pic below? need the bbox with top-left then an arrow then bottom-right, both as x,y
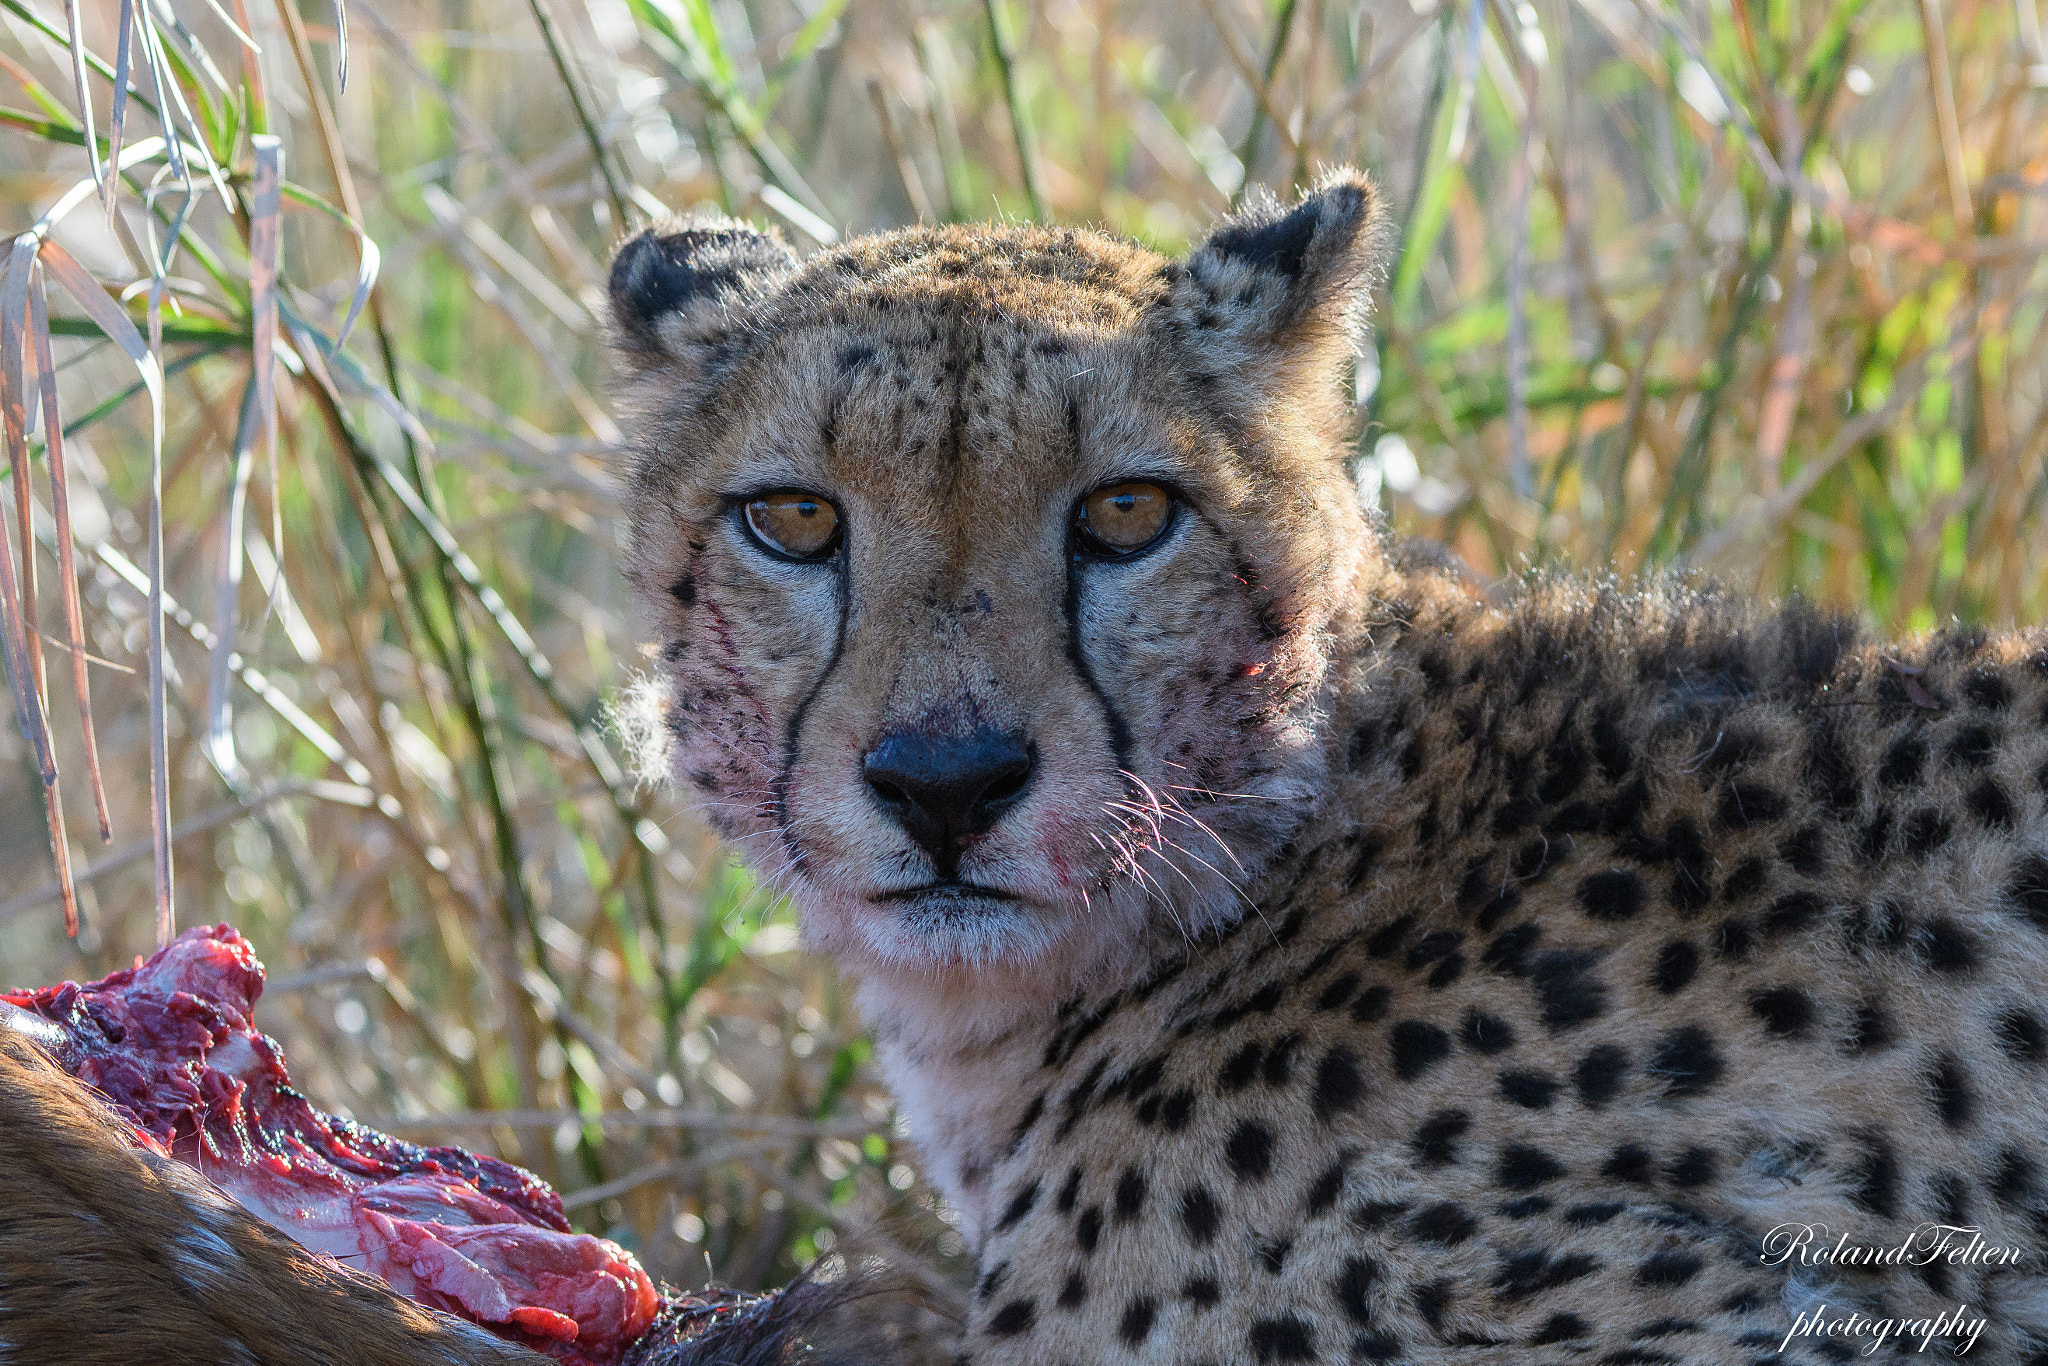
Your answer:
1076,482 -> 1174,558
743,492 -> 841,560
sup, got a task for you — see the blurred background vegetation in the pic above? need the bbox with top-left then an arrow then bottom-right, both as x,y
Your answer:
0,0 -> 2044,1334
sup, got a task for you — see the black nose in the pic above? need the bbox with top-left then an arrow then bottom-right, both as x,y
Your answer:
862,729 -> 1035,874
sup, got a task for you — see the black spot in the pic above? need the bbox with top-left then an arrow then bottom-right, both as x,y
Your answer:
1917,917 -> 1977,973
1592,711 -> 1632,777
1859,809 -> 1893,862
1508,836 -> 1552,877
1803,719 -> 1861,814
1461,1009 -> 1516,1055
1364,913 -> 1417,959
1761,892 -> 1824,936
1716,783 -> 1787,830
1603,1143 -> 1655,1184
1118,1297 -> 1157,1348
1573,1044 -> 1630,1107
1579,870 -> 1648,922
1249,1315 -> 1318,1362
1481,922 -> 1541,973
1500,1069 -> 1562,1109
1006,1092 -> 1046,1154
1054,1055 -> 1111,1138
1075,1205 -> 1102,1253
1114,1167 -> 1147,1222
994,1178 -> 1039,1233
1549,800 -> 1602,835
1179,1186 -> 1220,1246
1968,778 -> 2016,827
1226,1120 -> 1275,1182
1426,952 -> 1466,989
1947,723 -> 1999,769
1879,735 -> 1927,787
1649,1027 -> 1722,1098
1209,980 -> 1286,1030
1333,1255 -> 1378,1325
1931,1171 -> 1971,1226
1565,1201 -> 1625,1226
1997,1009 -> 2047,1063
987,1299 -> 1035,1336
975,1260 -> 1008,1304
2007,855 -> 2048,933
1159,1088 -> 1197,1132
1305,1156 -> 1349,1217
1652,941 -> 1700,996
1635,1250 -> 1704,1286
1540,730 -> 1590,803
1316,972 -> 1360,1011
1256,1236 -> 1292,1274
1635,1319 -> 1699,1339
1930,1052 -> 1974,1128
1056,1271 -> 1087,1309
1313,1045 -> 1367,1122
1389,1021 -> 1453,1080
1902,808 -> 1953,858
1410,1201 -> 1477,1246
1782,825 -> 1826,874
1412,1110 -> 1470,1167
668,574 -> 695,606
1847,1002 -> 1895,1054
1183,1276 -> 1221,1308
1668,1147 -> 1718,1187
1498,1144 -> 1567,1189
1054,1166 -> 1082,1214
1850,1136 -> 1900,1217
1716,916 -> 1756,959
1532,1313 -> 1592,1344
1992,1148 -> 2037,1206
1350,984 -> 1392,1023
1260,1033 -> 1301,1087
1721,857 -> 1768,902
1404,928 -> 1463,968
1416,1279 -> 1465,1335
1219,1041 -> 1264,1092
1110,1054 -> 1166,1104
1350,1199 -> 1410,1230
1527,949 -> 1610,1030
1966,671 -> 2013,709
1750,986 -> 1816,1038
1493,1247 -> 1601,1298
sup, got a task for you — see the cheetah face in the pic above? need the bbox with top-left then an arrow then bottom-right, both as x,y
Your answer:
609,176 -> 1385,992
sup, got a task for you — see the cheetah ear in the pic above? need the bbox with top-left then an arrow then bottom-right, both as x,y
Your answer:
607,216 -> 798,371
1170,168 -> 1386,375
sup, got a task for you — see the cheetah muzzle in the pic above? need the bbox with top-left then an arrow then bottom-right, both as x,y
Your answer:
609,173 -> 2048,1363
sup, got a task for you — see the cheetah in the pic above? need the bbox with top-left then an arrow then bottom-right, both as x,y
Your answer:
607,170 -> 2048,1363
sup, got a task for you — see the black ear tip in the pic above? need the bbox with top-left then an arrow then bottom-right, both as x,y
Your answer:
1202,168 -> 1381,279
607,219 -> 797,355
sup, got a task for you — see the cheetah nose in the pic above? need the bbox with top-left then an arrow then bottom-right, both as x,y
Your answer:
862,729 -> 1036,874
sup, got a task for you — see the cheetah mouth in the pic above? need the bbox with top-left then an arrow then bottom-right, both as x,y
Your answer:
871,880 -> 1022,905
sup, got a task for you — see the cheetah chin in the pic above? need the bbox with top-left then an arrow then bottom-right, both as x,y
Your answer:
609,174 -> 2048,1363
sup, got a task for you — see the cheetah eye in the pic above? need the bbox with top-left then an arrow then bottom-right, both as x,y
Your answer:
1075,482 -> 1175,560
742,491 -> 842,561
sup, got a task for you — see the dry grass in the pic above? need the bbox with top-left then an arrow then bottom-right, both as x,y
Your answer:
0,0 -> 2044,1319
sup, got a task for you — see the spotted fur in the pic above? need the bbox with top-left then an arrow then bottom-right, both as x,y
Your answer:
611,173 -> 2048,1363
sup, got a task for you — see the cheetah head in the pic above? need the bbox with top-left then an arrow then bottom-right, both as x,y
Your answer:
610,173 -> 1387,1010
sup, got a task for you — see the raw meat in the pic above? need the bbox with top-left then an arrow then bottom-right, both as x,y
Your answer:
4,924 -> 658,1366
